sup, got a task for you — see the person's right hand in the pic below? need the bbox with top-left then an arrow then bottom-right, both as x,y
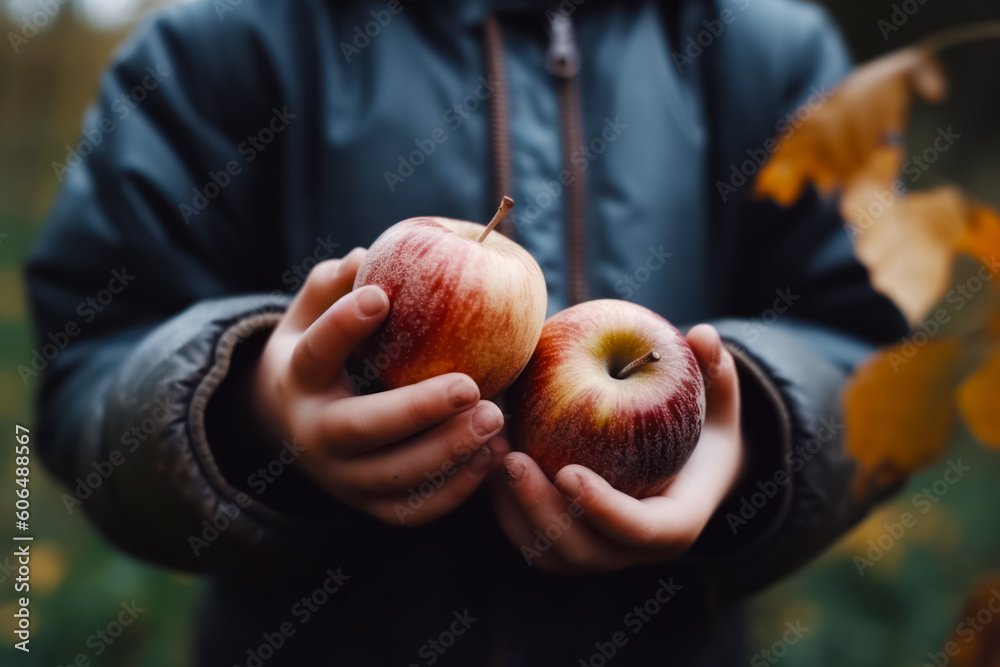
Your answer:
252,248 -> 508,526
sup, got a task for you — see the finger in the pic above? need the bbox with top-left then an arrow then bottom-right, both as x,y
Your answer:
366,443 -> 500,527
486,429 -> 513,462
483,433 -> 513,472
290,284 -> 389,388
490,475 -> 581,574
318,373 -> 484,455
337,401 -> 504,491
554,464 -> 702,555
686,324 -> 739,423
338,246 -> 367,283
286,248 -> 367,330
683,324 -> 743,492
501,453 -> 625,568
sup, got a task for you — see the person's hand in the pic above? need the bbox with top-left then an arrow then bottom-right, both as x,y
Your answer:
253,249 -> 508,526
491,324 -> 744,573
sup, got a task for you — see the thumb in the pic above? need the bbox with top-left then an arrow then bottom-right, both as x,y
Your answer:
686,324 -> 739,424
290,284 -> 389,389
285,247 -> 367,330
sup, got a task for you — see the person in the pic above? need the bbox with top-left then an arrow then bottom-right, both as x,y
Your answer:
27,0 -> 908,664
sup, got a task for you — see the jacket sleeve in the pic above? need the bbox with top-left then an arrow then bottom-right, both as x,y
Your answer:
677,1 -> 910,596
25,7 -> 337,572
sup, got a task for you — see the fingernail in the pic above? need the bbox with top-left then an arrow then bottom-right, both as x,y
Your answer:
355,286 -> 386,316
471,403 -> 503,437
467,446 -> 492,474
555,471 -> 583,501
503,458 -> 525,486
708,328 -> 723,366
448,379 -> 478,409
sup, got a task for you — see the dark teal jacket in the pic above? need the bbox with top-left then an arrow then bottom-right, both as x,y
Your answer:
27,0 -> 907,664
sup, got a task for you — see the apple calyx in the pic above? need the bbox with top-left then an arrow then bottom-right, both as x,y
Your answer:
615,351 -> 660,380
477,196 -> 516,243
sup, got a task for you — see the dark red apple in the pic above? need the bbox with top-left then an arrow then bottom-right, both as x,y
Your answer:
507,299 -> 706,498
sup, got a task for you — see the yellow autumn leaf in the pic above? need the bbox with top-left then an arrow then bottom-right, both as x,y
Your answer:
755,47 -> 945,205
846,187 -> 990,324
756,23 -> 1000,206
844,337 -> 962,495
957,346 -> 1000,450
957,204 -> 1000,263
838,145 -> 905,211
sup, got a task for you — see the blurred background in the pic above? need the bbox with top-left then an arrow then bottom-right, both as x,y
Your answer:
2,0 -> 1000,665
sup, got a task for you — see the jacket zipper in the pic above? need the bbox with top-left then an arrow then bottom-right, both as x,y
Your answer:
547,12 -> 588,306
483,16 -> 514,239
481,22 -> 511,667
484,13 -> 587,304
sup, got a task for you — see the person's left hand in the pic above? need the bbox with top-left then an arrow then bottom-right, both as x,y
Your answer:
491,324 -> 745,574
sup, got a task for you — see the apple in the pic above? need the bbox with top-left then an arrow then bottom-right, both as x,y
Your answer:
353,197 -> 547,399
507,300 -> 706,498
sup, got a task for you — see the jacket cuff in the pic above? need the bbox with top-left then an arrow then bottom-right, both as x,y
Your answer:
100,293 -> 333,571
187,306 -> 321,527
197,306 -> 358,524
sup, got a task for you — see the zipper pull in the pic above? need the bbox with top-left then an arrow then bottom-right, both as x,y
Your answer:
546,12 -> 580,79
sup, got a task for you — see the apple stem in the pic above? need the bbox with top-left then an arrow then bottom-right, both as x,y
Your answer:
616,351 -> 660,379
477,196 -> 515,243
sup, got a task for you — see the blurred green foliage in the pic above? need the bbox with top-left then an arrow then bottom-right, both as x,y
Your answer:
1,1 -> 999,665
751,433 -> 1000,667
0,5 -> 203,665
0,215 -> 202,665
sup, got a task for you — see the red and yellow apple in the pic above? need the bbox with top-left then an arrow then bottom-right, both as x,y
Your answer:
353,198 -> 547,399
507,300 -> 706,498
